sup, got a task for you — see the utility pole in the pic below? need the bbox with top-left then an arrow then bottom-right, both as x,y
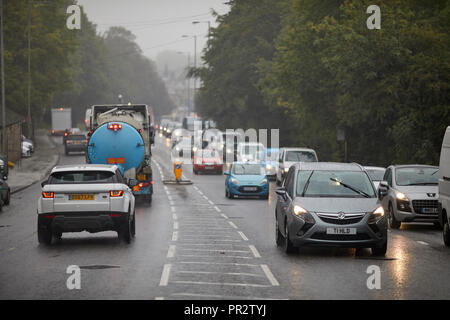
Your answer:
27,0 -> 32,140
0,0 -> 7,159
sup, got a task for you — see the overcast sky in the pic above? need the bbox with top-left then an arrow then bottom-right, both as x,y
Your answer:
77,0 -> 230,60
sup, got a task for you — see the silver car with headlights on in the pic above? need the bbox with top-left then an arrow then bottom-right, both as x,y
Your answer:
275,162 -> 387,256
37,164 -> 136,245
378,164 -> 439,229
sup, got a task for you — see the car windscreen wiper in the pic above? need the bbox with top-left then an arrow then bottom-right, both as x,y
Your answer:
329,178 -> 371,198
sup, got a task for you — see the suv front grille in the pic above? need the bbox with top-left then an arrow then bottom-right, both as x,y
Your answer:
319,216 -> 363,225
412,200 -> 438,214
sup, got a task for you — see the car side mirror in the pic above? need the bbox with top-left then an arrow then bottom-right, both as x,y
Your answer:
224,171 -> 230,176
379,181 -> 389,189
275,187 -> 287,197
378,181 -> 388,198
128,179 -> 138,187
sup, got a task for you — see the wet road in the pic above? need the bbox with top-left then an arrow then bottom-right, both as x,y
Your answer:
0,134 -> 449,299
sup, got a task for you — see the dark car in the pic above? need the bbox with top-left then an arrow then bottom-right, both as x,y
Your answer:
0,155 -> 8,179
275,162 -> 388,256
64,134 -> 88,155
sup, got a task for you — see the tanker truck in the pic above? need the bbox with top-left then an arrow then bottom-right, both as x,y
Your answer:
86,104 -> 153,204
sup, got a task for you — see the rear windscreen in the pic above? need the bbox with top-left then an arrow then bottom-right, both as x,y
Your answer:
67,135 -> 86,140
49,171 -> 115,184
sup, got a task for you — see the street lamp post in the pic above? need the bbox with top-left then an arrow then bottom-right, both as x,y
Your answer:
182,35 -> 197,114
192,20 -> 211,44
0,0 -> 6,159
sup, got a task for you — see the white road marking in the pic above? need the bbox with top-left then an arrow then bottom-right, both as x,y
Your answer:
159,264 -> 171,286
249,245 -> 261,258
167,245 -> 176,258
178,254 -> 255,259
172,231 -> 178,241
203,195 -> 209,201
238,231 -> 249,241
214,206 -> 221,212
168,196 -> 173,201
173,221 -> 179,230
171,206 -> 176,213
176,270 -> 264,277
154,297 -> 165,300
198,190 -> 204,195
417,241 -> 429,246
179,248 -> 251,253
228,221 -> 238,229
208,200 -> 214,205
172,213 -> 178,220
221,213 -> 229,219
261,264 -> 280,286
177,261 -> 259,267
172,280 -> 270,288
193,185 -> 199,190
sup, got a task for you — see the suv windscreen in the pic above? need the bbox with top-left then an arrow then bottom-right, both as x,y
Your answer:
299,170 -> 376,198
395,167 -> 438,186
285,151 -> 317,162
49,171 -> 115,184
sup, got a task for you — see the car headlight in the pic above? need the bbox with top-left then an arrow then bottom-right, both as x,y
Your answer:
192,147 -> 198,152
284,167 -> 289,173
226,148 -> 232,153
231,177 -> 240,185
260,178 -> 268,185
167,129 -> 171,133
266,164 -> 272,170
293,205 -> 308,216
175,146 -> 180,151
372,206 -> 385,217
396,192 -> 409,201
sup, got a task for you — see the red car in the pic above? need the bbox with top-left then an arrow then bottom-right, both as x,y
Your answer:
193,149 -> 223,174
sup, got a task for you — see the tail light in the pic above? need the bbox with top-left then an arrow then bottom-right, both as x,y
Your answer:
88,129 -> 94,135
138,182 -> 149,188
108,123 -> 122,131
109,213 -> 121,217
64,132 -> 68,137
150,180 -> 154,185
51,130 -> 55,135
42,192 -> 54,198
138,129 -> 142,134
110,190 -> 123,197
85,139 -> 88,144
66,140 -> 70,145
45,215 -> 55,219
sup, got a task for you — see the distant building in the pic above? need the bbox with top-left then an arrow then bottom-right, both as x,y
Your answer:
0,109 -> 24,162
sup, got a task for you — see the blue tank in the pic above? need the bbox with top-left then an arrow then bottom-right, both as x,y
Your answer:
87,122 -> 145,173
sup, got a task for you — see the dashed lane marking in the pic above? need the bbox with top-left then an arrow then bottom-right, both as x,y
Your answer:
228,221 -> 238,229
261,264 -> 280,286
172,231 -> 178,241
159,264 -> 171,286
238,231 -> 249,241
167,245 -> 176,258
249,245 -> 261,258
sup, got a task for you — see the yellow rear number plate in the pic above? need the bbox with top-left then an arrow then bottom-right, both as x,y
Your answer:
137,174 -> 146,180
70,194 -> 94,200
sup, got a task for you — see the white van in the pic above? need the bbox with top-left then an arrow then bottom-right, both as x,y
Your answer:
439,126 -> 450,246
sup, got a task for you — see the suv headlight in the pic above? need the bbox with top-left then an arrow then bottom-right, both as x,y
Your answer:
266,164 -> 272,170
369,206 -> 385,223
284,167 -> 289,173
396,192 -> 409,201
260,178 -> 268,185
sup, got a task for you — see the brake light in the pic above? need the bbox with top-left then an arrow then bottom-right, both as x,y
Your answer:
108,123 -> 122,131
110,190 -> 123,197
64,132 -> 68,137
42,192 -> 54,198
51,130 -> 55,134
138,182 -> 149,188
45,215 -> 55,219
66,140 -> 70,144
150,180 -> 154,185
109,213 -> 121,217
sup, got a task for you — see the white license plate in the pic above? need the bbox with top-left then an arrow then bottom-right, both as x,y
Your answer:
422,208 -> 438,214
243,186 -> 257,191
326,228 -> 357,235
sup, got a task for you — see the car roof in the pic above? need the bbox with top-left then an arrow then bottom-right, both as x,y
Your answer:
283,147 -> 316,152
51,164 -> 118,173
294,162 -> 364,171
364,166 -> 386,171
390,164 -> 438,169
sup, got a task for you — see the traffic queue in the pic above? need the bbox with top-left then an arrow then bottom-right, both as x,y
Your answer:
36,111 -> 450,257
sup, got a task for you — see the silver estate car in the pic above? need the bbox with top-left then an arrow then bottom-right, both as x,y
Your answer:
379,164 -> 440,229
275,162 -> 387,256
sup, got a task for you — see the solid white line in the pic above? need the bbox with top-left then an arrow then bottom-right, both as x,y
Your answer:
172,231 -> 178,241
159,264 -> 171,286
173,221 -> 179,230
167,245 -> 176,258
249,245 -> 261,258
221,213 -> 229,219
261,264 -> 280,286
214,206 -> 221,212
172,280 -> 270,288
238,231 -> 249,241
228,221 -> 238,229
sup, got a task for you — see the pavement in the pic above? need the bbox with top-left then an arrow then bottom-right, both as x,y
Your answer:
8,129 -> 59,194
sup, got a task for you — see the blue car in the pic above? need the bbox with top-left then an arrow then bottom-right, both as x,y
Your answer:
262,148 -> 279,180
225,162 -> 269,199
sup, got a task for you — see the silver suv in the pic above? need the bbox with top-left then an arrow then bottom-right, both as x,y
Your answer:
275,162 -> 387,256
379,165 -> 439,229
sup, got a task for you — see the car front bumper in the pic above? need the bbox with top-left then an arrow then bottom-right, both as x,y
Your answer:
288,212 -> 387,248
229,183 -> 269,196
